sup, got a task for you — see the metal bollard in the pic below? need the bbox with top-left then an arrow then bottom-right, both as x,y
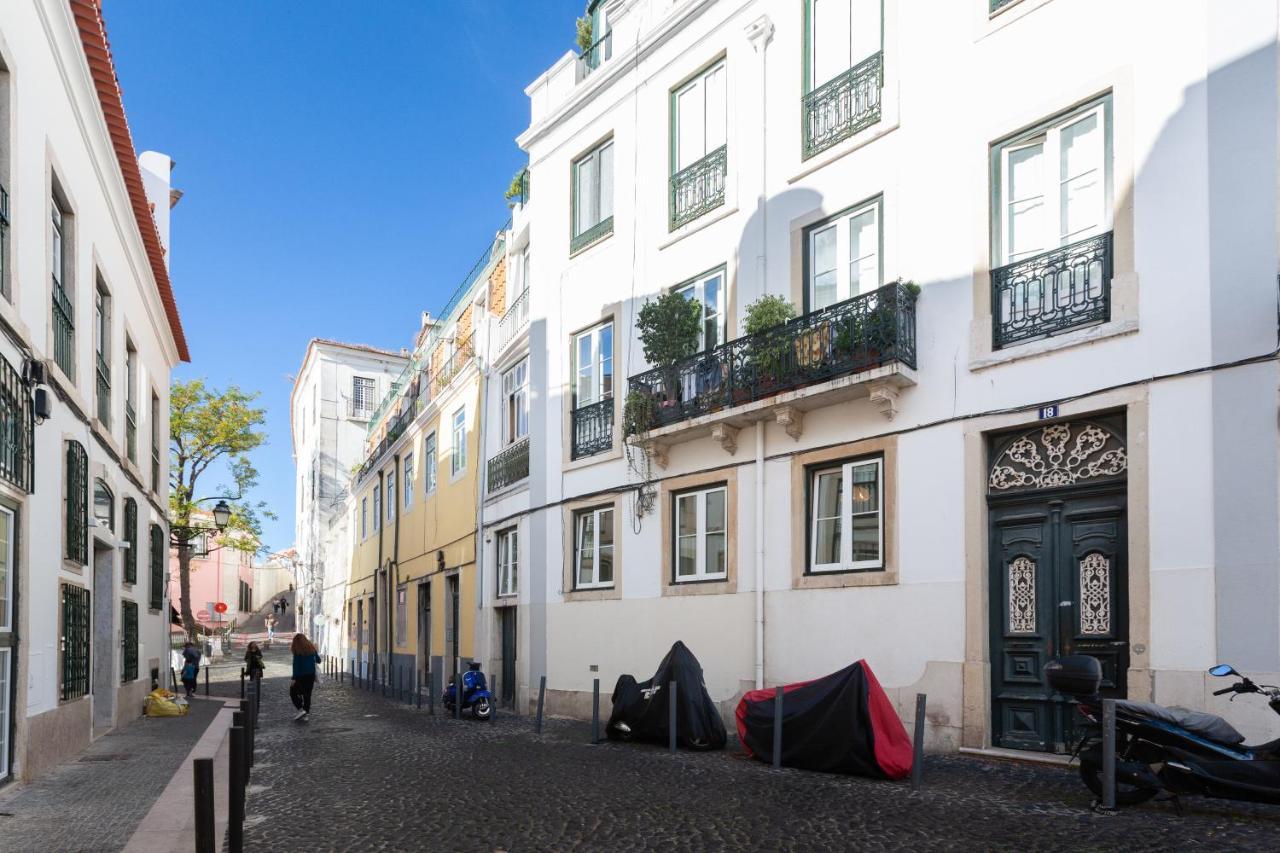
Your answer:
489,672 -> 496,722
454,659 -> 462,720
240,699 -> 254,770
228,726 -> 245,853
416,669 -> 422,709
193,757 -> 216,853
232,711 -> 249,785
535,675 -> 546,734
171,667 -> 178,693
428,671 -> 435,715
1101,697 -> 1117,812
204,665 -> 210,696
240,667 -> 245,699
912,693 -> 926,790
772,686 -> 784,769
668,680 -> 677,754
591,678 -> 600,744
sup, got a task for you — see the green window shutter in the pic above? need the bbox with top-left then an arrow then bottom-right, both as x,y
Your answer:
122,600 -> 138,683
123,498 -> 138,584
60,583 -> 90,701
0,352 -> 34,493
149,523 -> 164,611
65,441 -> 87,565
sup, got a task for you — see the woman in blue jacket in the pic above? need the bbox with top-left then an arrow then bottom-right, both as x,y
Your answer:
289,633 -> 322,721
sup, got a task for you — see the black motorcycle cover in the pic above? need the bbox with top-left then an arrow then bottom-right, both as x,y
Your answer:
606,641 -> 727,750
735,660 -> 912,778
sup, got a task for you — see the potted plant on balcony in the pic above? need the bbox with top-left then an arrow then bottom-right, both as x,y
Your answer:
623,388 -> 657,440
636,290 -> 703,416
576,15 -> 593,52
743,294 -> 797,400
863,279 -> 920,364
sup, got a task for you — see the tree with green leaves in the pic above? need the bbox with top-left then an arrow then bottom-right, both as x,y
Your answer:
170,379 -> 272,640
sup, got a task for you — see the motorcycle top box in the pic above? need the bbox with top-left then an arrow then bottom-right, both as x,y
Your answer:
1044,655 -> 1102,697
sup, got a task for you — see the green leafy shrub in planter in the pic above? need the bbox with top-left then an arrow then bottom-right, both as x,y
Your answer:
743,295 -> 797,387
623,389 -> 657,439
576,16 -> 593,51
637,291 -> 702,403
504,170 -> 528,207
866,279 -> 920,355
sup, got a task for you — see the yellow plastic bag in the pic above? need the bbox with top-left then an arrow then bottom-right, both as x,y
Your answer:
145,688 -> 189,717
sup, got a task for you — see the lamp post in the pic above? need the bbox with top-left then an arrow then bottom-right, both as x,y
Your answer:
171,496 -> 238,641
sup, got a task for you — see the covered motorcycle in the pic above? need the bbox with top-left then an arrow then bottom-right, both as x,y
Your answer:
735,660 -> 912,778
607,641 -> 727,750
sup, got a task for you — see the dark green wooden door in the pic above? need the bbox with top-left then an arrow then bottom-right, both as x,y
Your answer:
989,491 -> 1128,752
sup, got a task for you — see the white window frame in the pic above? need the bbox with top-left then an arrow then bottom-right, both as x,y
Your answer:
372,486 -> 381,533
673,486 -> 728,583
673,268 -> 726,353
502,359 -> 529,446
573,321 -> 613,408
572,139 -> 614,240
806,0 -> 883,91
352,376 -> 375,415
0,505 -> 13,631
574,506 -> 615,590
51,198 -> 66,289
403,454 -> 414,509
809,457 -> 883,572
361,497 -> 368,539
496,527 -> 518,598
424,432 -> 437,494
386,471 -> 396,523
672,60 -> 727,173
450,407 -> 467,477
806,197 -> 882,312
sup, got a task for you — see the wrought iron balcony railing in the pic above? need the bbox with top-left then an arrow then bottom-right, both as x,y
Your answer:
576,31 -> 612,82
670,145 -> 727,231
628,282 -> 918,431
431,334 -> 474,397
95,352 -> 111,428
499,288 -> 530,351
802,52 -> 883,161
125,401 -> 137,464
52,280 -> 75,381
571,216 -> 613,256
513,169 -> 530,206
571,397 -> 614,460
487,437 -> 530,493
991,231 -> 1112,350
0,353 -> 34,493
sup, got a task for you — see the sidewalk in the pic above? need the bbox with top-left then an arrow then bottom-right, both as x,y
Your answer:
0,697 -> 223,853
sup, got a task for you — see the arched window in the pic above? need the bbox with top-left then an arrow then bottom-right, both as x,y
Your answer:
93,478 -> 114,532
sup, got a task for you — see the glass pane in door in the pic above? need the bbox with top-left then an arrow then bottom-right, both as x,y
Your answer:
811,224 -> 839,309
1006,142 -> 1046,262
1059,112 -> 1102,244
848,208 -> 879,295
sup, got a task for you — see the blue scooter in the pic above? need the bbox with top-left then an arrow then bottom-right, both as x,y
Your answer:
443,662 -> 493,720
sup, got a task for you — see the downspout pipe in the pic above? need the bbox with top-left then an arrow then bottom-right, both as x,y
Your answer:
375,470 -> 384,678
755,422 -> 765,690
391,452 -> 402,681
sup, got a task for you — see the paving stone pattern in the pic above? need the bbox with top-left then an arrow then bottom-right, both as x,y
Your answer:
0,697 -> 220,853
241,649 -> 1280,852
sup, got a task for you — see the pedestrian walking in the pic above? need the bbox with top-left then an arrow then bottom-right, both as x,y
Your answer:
289,633 -> 321,722
244,641 -> 265,680
180,640 -> 201,698
265,614 -> 276,643
278,596 -> 288,612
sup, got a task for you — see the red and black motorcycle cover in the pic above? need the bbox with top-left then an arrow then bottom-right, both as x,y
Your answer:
735,660 -> 912,778
607,641 -> 727,750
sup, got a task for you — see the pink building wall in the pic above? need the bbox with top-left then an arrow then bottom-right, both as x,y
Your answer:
168,517 -> 258,630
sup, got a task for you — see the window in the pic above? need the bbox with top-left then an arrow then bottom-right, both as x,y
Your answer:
124,342 -> 138,463
424,432 -> 437,493
149,524 -> 164,610
807,198 -> 882,311
123,498 -> 138,584
0,507 -> 13,634
451,407 -> 466,476
93,478 -> 114,533
497,527 -> 518,598
65,440 -> 87,565
150,392 -> 161,493
502,360 -> 529,445
386,471 -> 396,522
809,456 -> 883,572
574,506 -> 614,589
806,0 -> 881,91
94,284 -> 111,427
372,485 -> 381,532
571,139 -> 614,253
670,61 -> 728,229
802,0 -> 883,160
395,585 -> 407,646
361,496 -> 368,539
121,600 -> 138,684
403,454 -> 414,509
352,376 -> 376,417
51,196 -> 75,381
60,583 -> 90,701
673,269 -> 725,352
573,322 -> 613,408
673,486 -> 727,582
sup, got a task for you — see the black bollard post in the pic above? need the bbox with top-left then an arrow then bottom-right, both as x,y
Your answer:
232,711 -> 248,785
193,757 -> 215,853
591,678 -> 600,744
912,693 -> 926,790
535,675 -> 546,734
204,665 -> 210,696
772,686 -> 784,769
489,671 -> 496,723
415,668 -> 422,709
240,699 -> 254,770
454,659 -> 462,720
668,680 -> 677,754
228,726 -> 245,853
428,669 -> 435,716
240,667 -> 245,699
171,667 -> 178,693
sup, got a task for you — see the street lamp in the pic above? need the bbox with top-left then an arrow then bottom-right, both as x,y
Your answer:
212,499 -> 232,530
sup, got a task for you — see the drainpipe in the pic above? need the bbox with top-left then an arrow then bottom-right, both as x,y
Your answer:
391,452 -> 402,681
473,300 -> 490,669
375,470 -> 384,678
755,422 -> 765,690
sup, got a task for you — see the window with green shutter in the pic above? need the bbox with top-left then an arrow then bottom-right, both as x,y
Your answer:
60,583 -> 90,701
123,498 -> 138,584
0,352 -> 34,493
65,441 -> 87,564
121,600 -> 138,683
149,524 -> 164,611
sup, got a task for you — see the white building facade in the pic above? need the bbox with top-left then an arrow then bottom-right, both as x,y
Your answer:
474,0 -> 1280,753
0,0 -> 189,782
291,339 -> 407,656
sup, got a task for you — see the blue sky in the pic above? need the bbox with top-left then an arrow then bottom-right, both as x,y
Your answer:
106,1 -> 580,552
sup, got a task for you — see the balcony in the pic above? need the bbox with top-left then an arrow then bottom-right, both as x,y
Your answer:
499,288 -> 530,352
487,437 -> 530,493
95,353 -> 111,428
670,145 -> 727,231
991,232 -> 1112,350
571,397 -> 614,460
627,283 -> 918,464
802,52 -> 882,161
575,31 -> 612,83
52,280 -> 75,381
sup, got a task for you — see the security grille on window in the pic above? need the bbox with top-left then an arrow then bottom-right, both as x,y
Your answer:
502,360 -> 529,446
123,498 -> 138,584
352,376 -> 375,416
60,583 -> 90,701
574,506 -> 614,589
810,457 -> 883,572
807,199 -> 882,311
571,140 -> 614,252
424,432 -> 438,493
149,524 -> 164,610
451,407 -> 467,476
497,527 -> 518,597
65,440 -> 88,565
674,486 -> 727,582
403,454 -> 414,509
121,600 -> 138,684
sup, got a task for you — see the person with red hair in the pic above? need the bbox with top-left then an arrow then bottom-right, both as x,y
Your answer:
289,634 -> 321,721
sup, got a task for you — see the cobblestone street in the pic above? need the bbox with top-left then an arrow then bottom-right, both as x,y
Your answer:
240,651 -> 1280,852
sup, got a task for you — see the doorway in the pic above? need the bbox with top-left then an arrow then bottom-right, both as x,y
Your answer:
91,540 -> 115,734
445,574 -> 459,672
356,599 -> 366,676
987,418 -> 1129,753
417,583 -> 431,692
0,506 -> 16,781
499,606 -> 516,708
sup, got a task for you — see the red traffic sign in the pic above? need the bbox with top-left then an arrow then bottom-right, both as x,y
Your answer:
196,609 -> 211,621
214,602 -> 228,614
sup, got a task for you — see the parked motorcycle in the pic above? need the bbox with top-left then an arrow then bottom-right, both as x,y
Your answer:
443,662 -> 493,721
1045,655 -> 1280,806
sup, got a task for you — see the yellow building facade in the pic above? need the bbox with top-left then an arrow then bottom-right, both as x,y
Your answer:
344,237 -> 505,695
